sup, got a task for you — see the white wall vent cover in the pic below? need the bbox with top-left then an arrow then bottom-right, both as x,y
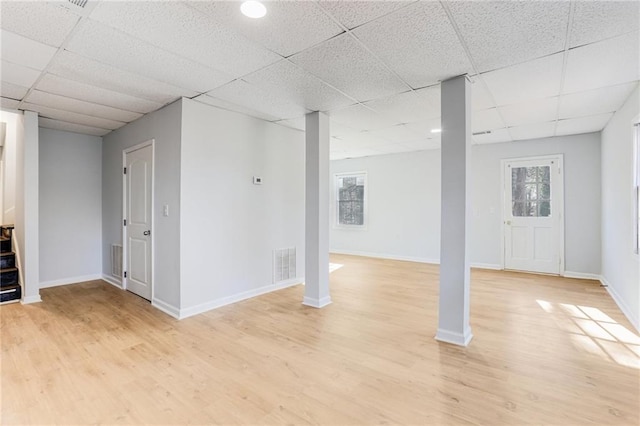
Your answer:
273,247 -> 296,283
111,244 -> 123,278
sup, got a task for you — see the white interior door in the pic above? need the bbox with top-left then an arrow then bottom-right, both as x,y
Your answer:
503,156 -> 563,275
124,144 -> 153,300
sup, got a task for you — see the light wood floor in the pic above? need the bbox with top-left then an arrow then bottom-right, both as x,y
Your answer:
2,254 -> 639,425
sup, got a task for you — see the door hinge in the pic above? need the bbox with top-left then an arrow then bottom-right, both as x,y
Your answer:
124,271 -> 127,278
124,219 -> 127,226
124,167 -> 127,174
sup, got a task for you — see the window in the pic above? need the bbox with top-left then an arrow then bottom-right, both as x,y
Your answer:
335,172 -> 366,228
511,166 -> 551,217
634,123 -> 640,254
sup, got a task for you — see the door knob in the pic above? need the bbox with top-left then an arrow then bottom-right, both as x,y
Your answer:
505,220 -> 512,225
143,230 -> 151,236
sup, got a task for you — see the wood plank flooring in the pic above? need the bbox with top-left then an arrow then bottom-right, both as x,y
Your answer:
1,254 -> 639,425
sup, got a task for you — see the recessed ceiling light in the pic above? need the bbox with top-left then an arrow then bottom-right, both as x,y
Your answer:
431,128 -> 442,133
241,1 -> 267,19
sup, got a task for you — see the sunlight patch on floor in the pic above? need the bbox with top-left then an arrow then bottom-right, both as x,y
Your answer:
329,263 -> 344,273
537,299 -> 640,369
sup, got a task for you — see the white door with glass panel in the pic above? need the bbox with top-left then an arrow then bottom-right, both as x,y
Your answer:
503,156 -> 563,275
124,143 -> 153,300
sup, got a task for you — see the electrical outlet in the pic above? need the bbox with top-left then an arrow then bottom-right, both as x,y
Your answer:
253,176 -> 263,185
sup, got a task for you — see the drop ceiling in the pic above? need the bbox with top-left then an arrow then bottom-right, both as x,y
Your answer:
0,0 -> 638,160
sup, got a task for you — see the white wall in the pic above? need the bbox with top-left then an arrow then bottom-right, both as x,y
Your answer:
601,84 -> 640,332
331,132 -> 601,275
330,152 -> 441,263
102,99 -> 182,313
1,110 -> 18,224
39,128 -> 102,287
180,99 -> 305,317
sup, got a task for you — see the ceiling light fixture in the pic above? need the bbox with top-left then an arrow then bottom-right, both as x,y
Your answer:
241,1 -> 267,18
431,128 -> 442,133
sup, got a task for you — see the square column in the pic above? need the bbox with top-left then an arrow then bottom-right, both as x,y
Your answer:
304,112 -> 331,308
436,75 -> 473,346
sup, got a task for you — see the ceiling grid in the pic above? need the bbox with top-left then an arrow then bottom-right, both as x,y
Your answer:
0,0 -> 637,159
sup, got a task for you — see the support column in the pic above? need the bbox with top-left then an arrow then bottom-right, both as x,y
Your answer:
436,75 -> 472,346
304,111 -> 331,308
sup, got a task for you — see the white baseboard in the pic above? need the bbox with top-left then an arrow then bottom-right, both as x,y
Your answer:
178,279 -> 303,320
21,295 -> 42,304
601,275 -> 640,334
101,274 -> 123,289
302,295 -> 332,308
40,274 -> 103,289
563,271 -> 601,281
330,249 -> 439,265
470,262 -> 502,270
435,327 -> 473,347
152,297 -> 180,319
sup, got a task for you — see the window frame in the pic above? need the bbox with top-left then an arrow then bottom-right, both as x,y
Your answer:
334,171 -> 368,230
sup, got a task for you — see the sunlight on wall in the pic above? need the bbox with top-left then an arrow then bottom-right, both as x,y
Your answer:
536,299 -> 640,369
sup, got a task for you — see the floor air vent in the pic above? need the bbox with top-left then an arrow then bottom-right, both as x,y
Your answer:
111,244 -> 123,278
273,247 -> 296,283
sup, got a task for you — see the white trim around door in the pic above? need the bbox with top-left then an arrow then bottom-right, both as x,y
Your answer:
500,154 -> 565,276
122,139 -> 155,301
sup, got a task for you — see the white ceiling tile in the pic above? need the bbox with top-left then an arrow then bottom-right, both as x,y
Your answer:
243,60 -> 355,111
403,118 -> 442,139
367,124 -> 423,144
0,97 -> 20,110
509,121 -> 556,141
472,128 -> 512,145
471,80 -> 495,111
319,0 -> 412,30
559,83 -> 637,120
191,1 -> 342,57
66,19 -> 233,93
570,2 -> 640,48
499,97 -> 559,127
328,104 -> 398,131
481,53 -> 564,106
447,1 -> 570,72
364,86 -> 440,123
205,80 -> 309,121
36,74 -> 162,114
1,60 -> 41,88
193,95 -> 281,122
1,30 -> 57,71
38,117 -> 110,137
274,117 -> 306,132
47,51 -> 196,104
90,2 -> 280,78
563,31 -> 640,94
0,1 -> 79,47
563,31 -> 640,93
352,2 -> 472,89
25,90 -> 143,123
337,131 -> 390,149
556,113 -> 614,136
401,139 -> 441,151
21,103 -> 125,131
290,33 -> 408,102
330,121 -> 361,138
372,143 -> 420,155
1,82 -> 29,101
473,108 -> 505,133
